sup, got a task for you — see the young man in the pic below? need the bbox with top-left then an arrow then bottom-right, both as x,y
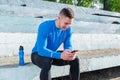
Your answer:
31,7 -> 80,80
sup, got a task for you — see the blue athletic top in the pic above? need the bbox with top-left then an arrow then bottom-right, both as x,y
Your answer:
32,20 -> 72,59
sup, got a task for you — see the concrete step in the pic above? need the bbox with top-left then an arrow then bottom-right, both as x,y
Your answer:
0,33 -> 120,56
0,16 -> 120,33
0,0 -> 120,16
0,4 -> 120,24
53,66 -> 120,80
0,4 -> 58,18
0,49 -> 120,80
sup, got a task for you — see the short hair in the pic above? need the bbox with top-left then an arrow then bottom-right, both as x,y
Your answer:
59,7 -> 74,19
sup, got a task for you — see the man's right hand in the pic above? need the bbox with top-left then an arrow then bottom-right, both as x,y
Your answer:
61,50 -> 77,61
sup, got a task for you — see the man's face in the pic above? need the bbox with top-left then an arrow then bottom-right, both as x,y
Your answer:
58,15 -> 73,30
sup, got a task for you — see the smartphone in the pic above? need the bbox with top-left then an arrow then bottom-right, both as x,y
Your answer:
71,50 -> 78,53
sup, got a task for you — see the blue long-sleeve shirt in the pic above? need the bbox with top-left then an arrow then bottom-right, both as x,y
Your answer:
32,20 -> 72,59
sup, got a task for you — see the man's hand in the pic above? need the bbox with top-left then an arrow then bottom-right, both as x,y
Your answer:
61,50 -> 77,61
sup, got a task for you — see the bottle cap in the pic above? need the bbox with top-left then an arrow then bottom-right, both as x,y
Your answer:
19,46 -> 24,50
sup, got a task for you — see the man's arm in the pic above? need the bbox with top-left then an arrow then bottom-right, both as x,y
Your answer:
36,22 -> 61,59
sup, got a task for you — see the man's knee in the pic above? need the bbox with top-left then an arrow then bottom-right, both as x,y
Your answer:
74,57 -> 79,63
31,53 -> 52,68
70,57 -> 79,65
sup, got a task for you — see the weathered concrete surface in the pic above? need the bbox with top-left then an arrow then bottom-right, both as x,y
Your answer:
0,15 -> 120,33
0,32 -> 120,79
0,0 -> 119,16
0,63 -> 39,80
0,0 -> 120,56
0,4 -> 120,24
0,49 -> 120,80
0,1 -> 120,33
54,66 -> 120,80
0,33 -> 120,56
0,16 -> 120,34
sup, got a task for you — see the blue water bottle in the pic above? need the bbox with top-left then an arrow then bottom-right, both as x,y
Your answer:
19,45 -> 24,66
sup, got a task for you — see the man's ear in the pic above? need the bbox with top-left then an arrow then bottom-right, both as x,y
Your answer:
58,14 -> 62,19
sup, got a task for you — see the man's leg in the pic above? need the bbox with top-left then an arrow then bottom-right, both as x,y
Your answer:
31,52 -> 52,80
69,57 -> 80,80
52,57 -> 80,80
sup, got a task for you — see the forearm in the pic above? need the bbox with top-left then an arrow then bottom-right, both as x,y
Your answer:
37,47 -> 61,59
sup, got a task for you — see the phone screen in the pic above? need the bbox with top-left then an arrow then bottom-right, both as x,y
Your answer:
71,50 -> 78,53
